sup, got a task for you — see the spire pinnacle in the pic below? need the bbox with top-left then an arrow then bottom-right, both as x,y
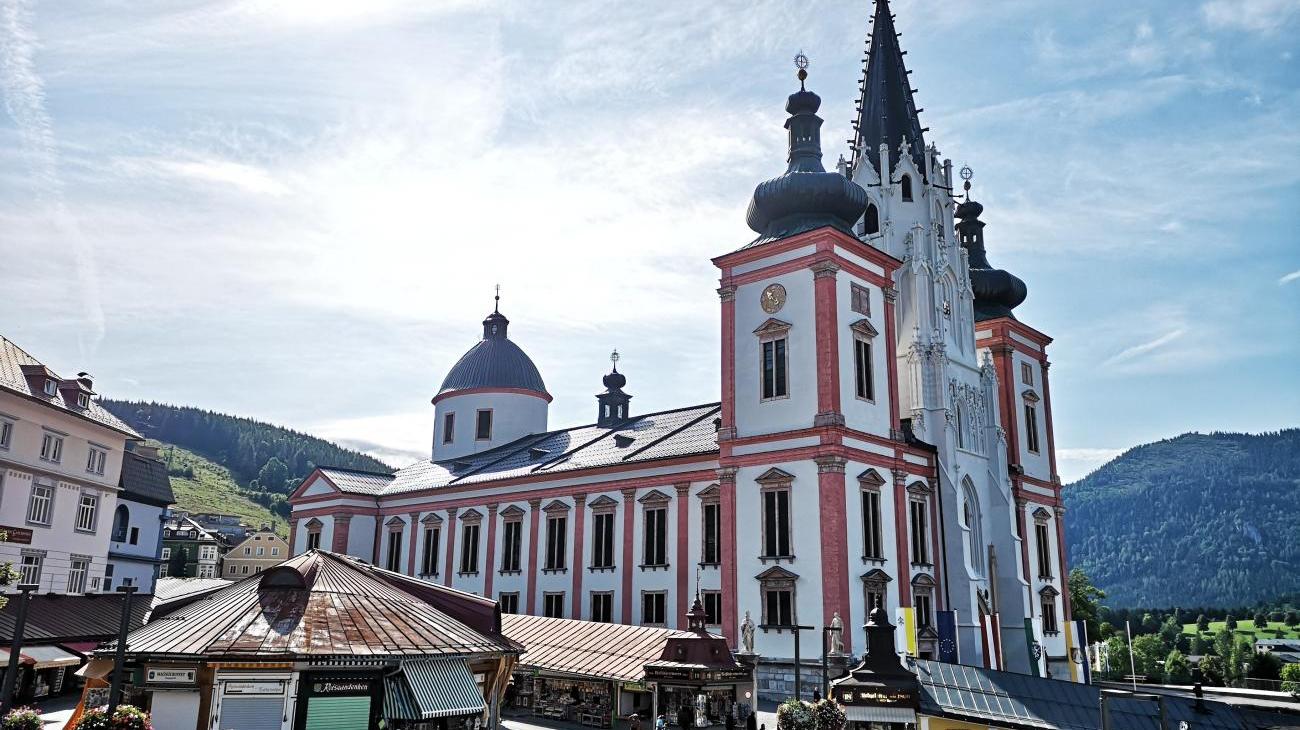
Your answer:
494,283 -> 500,313
850,0 -> 927,180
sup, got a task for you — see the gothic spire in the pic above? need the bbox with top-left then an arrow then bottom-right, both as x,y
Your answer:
851,0 -> 927,180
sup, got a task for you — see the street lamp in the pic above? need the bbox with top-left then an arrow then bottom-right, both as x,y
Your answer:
788,625 -> 815,701
107,585 -> 139,718
0,584 -> 38,715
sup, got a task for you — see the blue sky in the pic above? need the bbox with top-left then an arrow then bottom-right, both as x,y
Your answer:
2,0 -> 1296,481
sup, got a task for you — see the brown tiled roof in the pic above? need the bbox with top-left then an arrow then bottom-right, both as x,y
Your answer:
111,551 -> 517,660
500,614 -> 727,683
0,335 -> 140,438
0,594 -> 151,643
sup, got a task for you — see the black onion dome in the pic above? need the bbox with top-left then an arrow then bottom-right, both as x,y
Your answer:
437,310 -> 549,399
602,370 -> 626,390
956,200 -> 1027,321
746,79 -> 868,242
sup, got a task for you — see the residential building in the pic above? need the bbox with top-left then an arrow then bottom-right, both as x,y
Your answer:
107,443 -> 175,593
189,512 -> 252,544
0,335 -> 140,595
161,514 -> 225,579
222,527 -> 289,578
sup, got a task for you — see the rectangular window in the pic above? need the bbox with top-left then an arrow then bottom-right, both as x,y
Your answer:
1024,404 -> 1041,453
475,409 -> 493,440
590,592 -> 614,623
161,547 -> 171,560
19,552 -> 42,587
499,592 -> 519,614
271,547 -> 278,556
763,588 -> 794,627
198,564 -> 215,579
129,527 -> 139,545
1042,595 -> 1058,634
421,526 -> 440,575
854,339 -> 874,401
1035,522 -> 1053,579
86,446 -> 107,475
0,419 -> 12,449
386,529 -> 403,572
244,547 -> 252,555
42,379 -> 56,396
460,523 -> 480,574
701,502 -> 721,564
862,489 -> 883,560
307,531 -> 322,550
851,284 -> 871,316
543,592 -> 565,618
761,338 -> 789,400
199,545 -> 217,562
642,507 -> 667,566
40,433 -> 63,463
76,493 -> 99,532
256,546 -> 264,556
592,512 -> 615,568
501,520 -> 522,572
442,412 -> 455,444
703,591 -> 723,626
1021,362 -> 1034,385
915,592 -> 933,628
27,485 -> 53,526
159,564 -> 168,578
761,489 -> 791,558
910,500 -> 930,565
642,591 -> 666,625
545,515 -> 567,571
67,557 -> 88,594
865,585 -> 885,614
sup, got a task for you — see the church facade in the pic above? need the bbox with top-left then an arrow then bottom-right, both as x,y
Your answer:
288,0 -> 1076,686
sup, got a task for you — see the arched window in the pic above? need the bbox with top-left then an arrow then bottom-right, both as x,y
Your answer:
900,175 -> 913,202
962,478 -> 984,575
112,504 -> 129,542
863,203 -> 880,235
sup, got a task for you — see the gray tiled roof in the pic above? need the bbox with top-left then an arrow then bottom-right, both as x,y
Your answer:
0,335 -> 140,438
119,450 -> 176,506
322,403 -> 721,498
317,466 -> 396,496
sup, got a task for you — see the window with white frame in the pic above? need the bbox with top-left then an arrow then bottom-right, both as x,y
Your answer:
862,570 -> 891,614
1021,362 -> 1034,385
442,412 -> 455,444
1034,512 -> 1054,579
590,591 -> 614,623
853,338 -> 874,401
420,523 -> 440,576
67,556 -> 89,593
0,419 -> 12,449
544,510 -> 567,572
758,566 -> 797,627
307,530 -> 322,550
499,592 -> 519,614
161,547 -> 171,560
860,470 -> 885,561
199,544 -> 217,562
198,564 -> 216,579
459,522 -> 480,574
913,581 -> 934,628
702,591 -> 723,626
543,592 -> 565,618
159,564 -> 168,578
243,546 -> 251,555
42,379 -> 57,396
1022,391 -> 1041,454
256,546 -> 264,556
591,510 -> 615,569
641,591 -> 667,626
40,432 -> 63,463
700,491 -> 721,565
909,488 -> 931,565
501,516 -> 523,572
760,338 -> 788,400
27,484 -> 53,526
1041,588 -> 1059,634
76,493 -> 99,532
385,526 -> 403,572
475,409 -> 493,440
19,551 -> 43,586
86,446 -> 107,475
961,477 -> 984,575
641,493 -> 668,568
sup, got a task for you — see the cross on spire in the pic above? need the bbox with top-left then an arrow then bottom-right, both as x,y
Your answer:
494,283 -> 501,313
610,349 -> 620,372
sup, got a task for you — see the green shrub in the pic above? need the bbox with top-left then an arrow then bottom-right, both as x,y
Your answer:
776,700 -> 814,730
72,705 -> 153,730
1281,664 -> 1300,696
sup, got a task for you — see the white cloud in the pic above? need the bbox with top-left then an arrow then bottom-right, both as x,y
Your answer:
1279,269 -> 1300,285
1201,0 -> 1300,34
1057,447 -> 1124,482
1102,329 -> 1187,369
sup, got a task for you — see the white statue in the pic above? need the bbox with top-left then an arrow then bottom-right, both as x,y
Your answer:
741,610 -> 756,654
829,612 -> 845,655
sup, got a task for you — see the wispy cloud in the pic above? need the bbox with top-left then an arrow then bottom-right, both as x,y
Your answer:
1102,328 -> 1188,369
1201,0 -> 1300,34
1057,447 -> 1125,482
1279,269 -> 1300,285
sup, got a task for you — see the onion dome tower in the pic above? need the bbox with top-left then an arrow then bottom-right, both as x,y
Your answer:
595,350 -> 632,427
746,56 -> 869,243
955,170 -> 1027,321
432,289 -> 551,460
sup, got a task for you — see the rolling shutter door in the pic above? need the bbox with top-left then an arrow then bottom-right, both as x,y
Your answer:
303,696 -> 371,730
217,697 -> 284,730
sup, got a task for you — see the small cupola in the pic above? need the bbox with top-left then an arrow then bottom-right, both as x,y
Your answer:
596,350 -> 632,427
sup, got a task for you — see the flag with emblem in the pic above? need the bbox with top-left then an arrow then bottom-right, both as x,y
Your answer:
896,607 -> 918,657
936,610 -> 959,663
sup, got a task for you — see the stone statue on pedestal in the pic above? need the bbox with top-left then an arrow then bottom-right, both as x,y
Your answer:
741,611 -> 756,654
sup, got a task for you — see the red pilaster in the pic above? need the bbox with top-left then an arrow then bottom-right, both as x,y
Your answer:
571,495 -> 586,619
407,511 -> 420,575
526,498 -> 541,615
484,503 -> 499,600
991,344 -> 1021,471
331,514 -> 351,553
443,507 -> 458,587
1040,360 -> 1060,483
718,468 -> 739,645
621,487 -> 637,623
719,285 -> 738,443
371,515 -> 381,564
288,520 -> 299,555
883,286 -> 901,434
816,456 -> 851,653
674,482 -> 691,628
1055,505 -> 1072,620
812,260 -> 843,426
891,470 -> 911,606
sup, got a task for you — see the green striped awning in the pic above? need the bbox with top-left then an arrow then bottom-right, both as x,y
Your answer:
384,674 -> 422,722
397,657 -> 486,720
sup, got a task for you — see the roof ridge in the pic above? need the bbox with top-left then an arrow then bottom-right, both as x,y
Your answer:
318,465 -> 396,478
622,404 -> 721,461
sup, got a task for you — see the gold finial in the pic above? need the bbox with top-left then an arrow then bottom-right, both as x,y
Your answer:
960,164 -> 974,200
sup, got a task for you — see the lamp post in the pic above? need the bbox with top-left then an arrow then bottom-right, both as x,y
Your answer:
0,584 -> 38,715
107,585 -> 139,718
789,625 -> 815,701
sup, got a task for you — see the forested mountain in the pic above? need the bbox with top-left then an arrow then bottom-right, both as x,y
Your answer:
101,400 -> 392,518
1064,429 -> 1300,608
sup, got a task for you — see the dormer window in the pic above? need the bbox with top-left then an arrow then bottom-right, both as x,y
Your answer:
76,393 -> 90,409
42,379 -> 57,396
613,434 -> 634,448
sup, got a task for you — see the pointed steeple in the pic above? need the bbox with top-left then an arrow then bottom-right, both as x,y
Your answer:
851,0 -> 927,180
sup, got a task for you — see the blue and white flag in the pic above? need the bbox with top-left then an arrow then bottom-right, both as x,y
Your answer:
937,610 -> 959,663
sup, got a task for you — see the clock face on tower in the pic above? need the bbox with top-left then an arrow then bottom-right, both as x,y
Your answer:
760,284 -> 787,314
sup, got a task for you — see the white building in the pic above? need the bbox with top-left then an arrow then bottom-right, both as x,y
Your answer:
107,444 -> 175,593
289,0 -> 1078,691
0,335 -> 140,595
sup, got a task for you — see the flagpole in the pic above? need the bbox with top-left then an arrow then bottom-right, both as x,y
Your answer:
1125,621 -> 1137,692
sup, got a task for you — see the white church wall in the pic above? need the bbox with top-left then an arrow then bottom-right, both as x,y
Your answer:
732,271 -> 817,438
835,272 -> 891,436
345,514 -> 376,560
842,459 -> 902,654
432,391 -> 549,461
1010,351 -> 1052,481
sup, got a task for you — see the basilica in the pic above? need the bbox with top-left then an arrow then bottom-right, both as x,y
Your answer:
288,0 -> 1079,688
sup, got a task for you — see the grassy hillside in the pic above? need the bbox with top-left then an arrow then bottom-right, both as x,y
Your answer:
157,441 -> 288,538
1182,620 -> 1300,641
1064,429 -> 1300,608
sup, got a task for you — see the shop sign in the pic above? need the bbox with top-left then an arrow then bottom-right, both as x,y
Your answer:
644,666 -> 749,683
0,525 -> 33,545
224,681 -> 285,696
310,680 -> 371,697
622,682 -> 648,693
834,687 -> 916,707
146,667 -> 197,685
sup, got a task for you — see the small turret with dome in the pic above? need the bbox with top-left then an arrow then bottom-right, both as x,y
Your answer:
595,350 -> 632,427
955,169 -> 1027,321
431,288 -> 551,461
